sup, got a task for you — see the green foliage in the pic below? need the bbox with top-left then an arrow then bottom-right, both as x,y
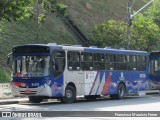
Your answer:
32,0 -> 67,24
146,0 -> 160,26
0,67 -> 10,83
131,13 -> 160,51
89,1 -> 160,51
0,0 -> 34,21
89,20 -> 127,48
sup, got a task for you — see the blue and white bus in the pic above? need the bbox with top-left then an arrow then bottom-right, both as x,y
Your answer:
149,51 -> 160,90
7,44 -> 149,103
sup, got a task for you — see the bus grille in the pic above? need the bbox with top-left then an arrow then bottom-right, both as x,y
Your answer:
20,91 -> 37,95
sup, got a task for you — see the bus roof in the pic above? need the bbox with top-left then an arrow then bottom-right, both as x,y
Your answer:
14,44 -> 148,56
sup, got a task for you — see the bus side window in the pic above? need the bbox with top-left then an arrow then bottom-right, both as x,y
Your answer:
137,56 -> 146,71
94,53 -> 105,70
53,50 -> 65,78
117,54 -> 127,70
127,55 -> 137,71
81,52 -> 93,71
105,54 -> 116,70
67,51 -> 80,71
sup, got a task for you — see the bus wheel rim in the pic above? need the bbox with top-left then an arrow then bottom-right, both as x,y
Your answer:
119,88 -> 124,97
66,90 -> 73,98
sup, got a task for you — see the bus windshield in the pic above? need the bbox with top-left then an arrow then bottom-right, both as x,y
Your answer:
150,58 -> 160,76
13,56 -> 50,77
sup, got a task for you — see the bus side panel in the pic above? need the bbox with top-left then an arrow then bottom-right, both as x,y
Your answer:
125,72 -> 148,94
84,71 -> 113,96
80,71 -> 148,96
107,71 -> 148,95
51,74 -> 64,97
65,70 -> 84,96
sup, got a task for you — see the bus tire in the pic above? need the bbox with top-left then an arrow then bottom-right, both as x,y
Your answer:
28,96 -> 43,103
110,83 -> 126,99
61,85 -> 76,103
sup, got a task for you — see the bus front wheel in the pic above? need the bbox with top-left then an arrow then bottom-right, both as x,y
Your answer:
28,96 -> 43,103
61,85 -> 76,103
110,83 -> 126,99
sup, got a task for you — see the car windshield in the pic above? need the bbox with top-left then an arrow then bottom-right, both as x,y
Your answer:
13,56 -> 50,77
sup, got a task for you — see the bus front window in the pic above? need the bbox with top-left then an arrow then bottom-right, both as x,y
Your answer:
13,56 -> 50,77
150,59 -> 160,75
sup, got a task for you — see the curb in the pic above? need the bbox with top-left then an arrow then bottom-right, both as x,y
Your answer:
0,98 -> 29,105
0,101 -> 19,105
146,90 -> 160,95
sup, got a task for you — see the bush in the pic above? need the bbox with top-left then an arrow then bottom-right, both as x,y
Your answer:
0,67 -> 10,83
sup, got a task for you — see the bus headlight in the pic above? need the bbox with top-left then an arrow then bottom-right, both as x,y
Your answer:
40,84 -> 45,88
46,80 -> 51,85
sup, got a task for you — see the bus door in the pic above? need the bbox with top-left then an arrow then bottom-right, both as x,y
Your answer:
52,50 -> 65,96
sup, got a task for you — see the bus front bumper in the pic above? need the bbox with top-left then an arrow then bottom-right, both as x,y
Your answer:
149,81 -> 160,90
11,84 -> 52,97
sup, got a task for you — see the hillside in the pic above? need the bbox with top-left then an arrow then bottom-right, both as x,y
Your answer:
0,0 -> 147,82
58,0 -> 147,35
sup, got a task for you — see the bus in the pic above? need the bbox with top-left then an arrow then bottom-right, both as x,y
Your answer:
149,51 -> 160,90
7,44 -> 149,103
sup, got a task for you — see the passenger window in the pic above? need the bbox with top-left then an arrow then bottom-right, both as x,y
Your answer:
127,55 -> 137,71
67,51 -> 80,71
105,54 -> 116,70
81,52 -> 93,70
137,56 -> 146,71
117,54 -> 127,70
94,53 -> 104,70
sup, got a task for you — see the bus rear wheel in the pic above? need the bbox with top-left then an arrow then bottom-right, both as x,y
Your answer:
28,96 -> 43,103
110,83 -> 126,99
60,85 -> 76,103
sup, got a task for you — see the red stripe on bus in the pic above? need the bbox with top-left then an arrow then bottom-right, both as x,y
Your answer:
102,74 -> 111,95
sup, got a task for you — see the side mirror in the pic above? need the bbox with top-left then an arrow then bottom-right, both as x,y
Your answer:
7,52 -> 12,69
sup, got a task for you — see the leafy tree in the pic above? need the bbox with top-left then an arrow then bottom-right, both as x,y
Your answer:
131,13 -> 160,51
89,14 -> 160,51
146,0 -> 160,26
32,0 -> 67,39
0,0 -> 34,21
89,20 -> 127,48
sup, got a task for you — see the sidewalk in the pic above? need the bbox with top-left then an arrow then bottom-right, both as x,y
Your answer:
0,97 -> 29,105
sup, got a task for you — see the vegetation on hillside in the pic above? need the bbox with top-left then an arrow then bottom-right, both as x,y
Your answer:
89,0 -> 160,51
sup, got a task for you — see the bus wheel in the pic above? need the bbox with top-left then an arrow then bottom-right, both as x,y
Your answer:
110,83 -> 126,99
28,96 -> 43,103
61,85 -> 76,103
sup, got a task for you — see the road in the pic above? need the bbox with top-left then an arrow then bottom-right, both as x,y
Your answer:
0,95 -> 160,120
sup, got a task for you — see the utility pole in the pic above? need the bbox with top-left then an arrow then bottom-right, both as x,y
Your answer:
127,0 -> 132,49
126,0 -> 153,49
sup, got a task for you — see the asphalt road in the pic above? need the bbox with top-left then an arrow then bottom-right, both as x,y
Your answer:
0,95 -> 160,120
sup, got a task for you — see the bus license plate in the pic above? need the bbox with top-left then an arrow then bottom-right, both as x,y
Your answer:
25,90 -> 32,93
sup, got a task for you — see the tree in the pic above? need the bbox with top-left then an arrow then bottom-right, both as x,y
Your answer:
131,13 -> 160,51
89,20 -> 127,48
0,0 -> 34,21
89,14 -> 160,51
32,0 -> 67,40
146,0 -> 160,26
